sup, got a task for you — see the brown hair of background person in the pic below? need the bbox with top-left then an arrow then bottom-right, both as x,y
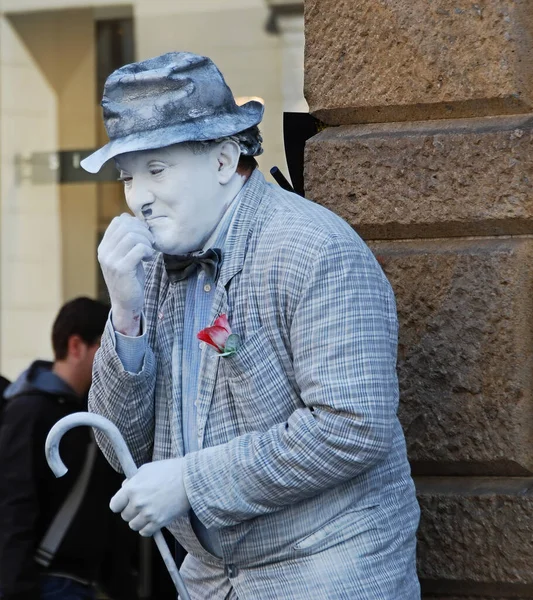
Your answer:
52,297 -> 109,360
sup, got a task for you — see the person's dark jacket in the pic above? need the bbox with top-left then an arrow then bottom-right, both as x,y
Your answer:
0,376 -> 10,399
0,361 -> 138,600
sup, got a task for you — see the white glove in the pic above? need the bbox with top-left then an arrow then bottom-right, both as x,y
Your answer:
110,458 -> 191,537
97,213 -> 155,334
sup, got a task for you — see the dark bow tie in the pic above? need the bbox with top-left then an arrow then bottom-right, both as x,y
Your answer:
163,248 -> 222,284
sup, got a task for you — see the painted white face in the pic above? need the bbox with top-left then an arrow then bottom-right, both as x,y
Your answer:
116,144 -> 227,255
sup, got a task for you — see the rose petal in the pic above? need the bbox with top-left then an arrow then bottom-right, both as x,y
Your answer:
213,314 -> 231,334
197,325 -> 230,352
197,329 -> 218,349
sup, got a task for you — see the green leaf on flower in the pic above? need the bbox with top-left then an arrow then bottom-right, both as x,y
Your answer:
219,333 -> 240,357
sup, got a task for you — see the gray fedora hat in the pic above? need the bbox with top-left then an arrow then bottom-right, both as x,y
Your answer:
81,51 -> 264,174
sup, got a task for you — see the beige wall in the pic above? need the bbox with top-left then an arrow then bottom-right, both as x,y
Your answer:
0,9 -> 98,378
54,11 -> 98,303
277,12 -> 308,113
11,9 -> 99,304
0,14 -> 63,377
0,0 -> 129,11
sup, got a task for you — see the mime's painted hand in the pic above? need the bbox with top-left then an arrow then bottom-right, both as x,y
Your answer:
110,457 -> 191,537
98,213 -> 155,335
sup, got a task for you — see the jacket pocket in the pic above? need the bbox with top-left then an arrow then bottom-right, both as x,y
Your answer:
294,505 -> 379,552
219,327 -> 302,432
221,327 -> 270,376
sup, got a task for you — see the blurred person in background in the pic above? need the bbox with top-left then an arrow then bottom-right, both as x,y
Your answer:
0,297 -> 139,600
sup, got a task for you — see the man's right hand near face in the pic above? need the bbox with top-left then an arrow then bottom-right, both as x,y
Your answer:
98,213 -> 155,336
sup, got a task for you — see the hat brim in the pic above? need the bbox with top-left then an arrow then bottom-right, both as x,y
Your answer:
81,100 -> 264,174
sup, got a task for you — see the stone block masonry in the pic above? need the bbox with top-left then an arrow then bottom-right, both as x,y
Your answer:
305,115 -> 533,239
417,478 -> 533,597
370,238 -> 533,476
304,0 -> 533,597
305,0 -> 533,125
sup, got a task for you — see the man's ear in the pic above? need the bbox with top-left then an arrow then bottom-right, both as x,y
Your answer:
67,335 -> 87,361
215,139 -> 240,184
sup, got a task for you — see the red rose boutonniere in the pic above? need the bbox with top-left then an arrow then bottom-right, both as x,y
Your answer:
197,314 -> 240,357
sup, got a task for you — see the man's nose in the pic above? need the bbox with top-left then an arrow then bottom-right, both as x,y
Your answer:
126,181 -> 154,214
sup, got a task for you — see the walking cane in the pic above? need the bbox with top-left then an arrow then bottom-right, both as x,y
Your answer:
45,412 -> 192,600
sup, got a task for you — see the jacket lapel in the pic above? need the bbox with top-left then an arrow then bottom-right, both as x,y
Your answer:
195,169 -> 267,447
218,169 -> 266,288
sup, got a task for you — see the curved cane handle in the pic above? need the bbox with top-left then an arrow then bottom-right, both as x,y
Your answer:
45,412 -> 191,600
46,412 -> 137,478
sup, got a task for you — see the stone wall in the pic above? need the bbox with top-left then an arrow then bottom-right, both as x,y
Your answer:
304,0 -> 533,597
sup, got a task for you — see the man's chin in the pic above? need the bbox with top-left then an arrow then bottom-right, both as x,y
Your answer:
155,239 -> 202,256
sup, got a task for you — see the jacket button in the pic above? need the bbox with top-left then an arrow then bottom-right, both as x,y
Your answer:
224,564 -> 238,578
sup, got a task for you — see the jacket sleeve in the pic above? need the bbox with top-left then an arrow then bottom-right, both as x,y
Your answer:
0,400 -> 44,600
183,235 -> 400,528
88,316 -> 157,471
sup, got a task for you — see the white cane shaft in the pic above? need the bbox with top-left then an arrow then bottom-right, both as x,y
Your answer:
154,531 -> 191,600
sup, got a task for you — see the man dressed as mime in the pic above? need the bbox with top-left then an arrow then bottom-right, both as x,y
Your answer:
84,51 -> 420,599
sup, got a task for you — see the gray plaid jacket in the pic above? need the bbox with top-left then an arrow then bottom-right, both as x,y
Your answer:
89,169 -> 420,599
